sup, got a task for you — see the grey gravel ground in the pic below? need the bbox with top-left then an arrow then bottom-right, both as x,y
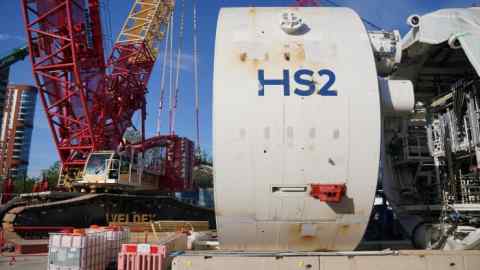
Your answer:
0,254 -> 48,270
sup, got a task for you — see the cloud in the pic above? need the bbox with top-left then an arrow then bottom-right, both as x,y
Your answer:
157,51 -> 196,72
0,33 -> 25,42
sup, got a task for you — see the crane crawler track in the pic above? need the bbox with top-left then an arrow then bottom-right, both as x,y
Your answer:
1,192 -> 215,239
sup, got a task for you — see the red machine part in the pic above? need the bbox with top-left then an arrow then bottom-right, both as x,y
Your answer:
32,178 -> 49,193
167,136 -> 194,191
104,42 -> 154,144
310,183 -> 346,203
13,226 -> 74,233
1,177 -> 14,204
131,135 -> 194,191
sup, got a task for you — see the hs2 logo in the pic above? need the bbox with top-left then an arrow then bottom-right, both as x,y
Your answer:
258,69 -> 337,96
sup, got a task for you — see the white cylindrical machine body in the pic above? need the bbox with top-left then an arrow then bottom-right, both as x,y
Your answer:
213,7 -> 381,251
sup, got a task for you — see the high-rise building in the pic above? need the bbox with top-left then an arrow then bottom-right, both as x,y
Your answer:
0,85 -> 37,179
0,68 -> 9,130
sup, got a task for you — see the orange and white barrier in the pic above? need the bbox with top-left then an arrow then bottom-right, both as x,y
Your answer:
118,244 -> 167,270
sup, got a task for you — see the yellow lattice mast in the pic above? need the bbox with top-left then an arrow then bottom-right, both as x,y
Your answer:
116,0 -> 175,59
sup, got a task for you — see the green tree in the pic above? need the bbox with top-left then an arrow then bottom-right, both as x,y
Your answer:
196,148 -> 212,166
12,176 -> 38,194
192,164 -> 213,188
41,161 -> 60,188
192,148 -> 213,188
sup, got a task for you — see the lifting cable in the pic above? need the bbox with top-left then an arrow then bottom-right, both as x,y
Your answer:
156,15 -> 172,135
169,0 -> 186,135
167,9 -> 175,135
193,0 -> 200,151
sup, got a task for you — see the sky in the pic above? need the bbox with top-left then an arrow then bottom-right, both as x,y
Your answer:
0,0 -> 477,177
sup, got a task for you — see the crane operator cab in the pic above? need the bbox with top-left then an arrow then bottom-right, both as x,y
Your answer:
67,136 -> 194,193
78,150 -> 161,191
84,152 -> 119,183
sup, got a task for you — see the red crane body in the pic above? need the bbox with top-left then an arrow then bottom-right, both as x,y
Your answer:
21,0 -> 191,190
21,0 -> 107,170
1,178 -> 14,204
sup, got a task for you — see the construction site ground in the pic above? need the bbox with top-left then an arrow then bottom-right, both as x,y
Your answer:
0,254 -> 47,270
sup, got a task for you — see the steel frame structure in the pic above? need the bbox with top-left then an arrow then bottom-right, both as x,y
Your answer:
21,0 -> 107,177
105,0 -> 174,143
21,0 -> 178,187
